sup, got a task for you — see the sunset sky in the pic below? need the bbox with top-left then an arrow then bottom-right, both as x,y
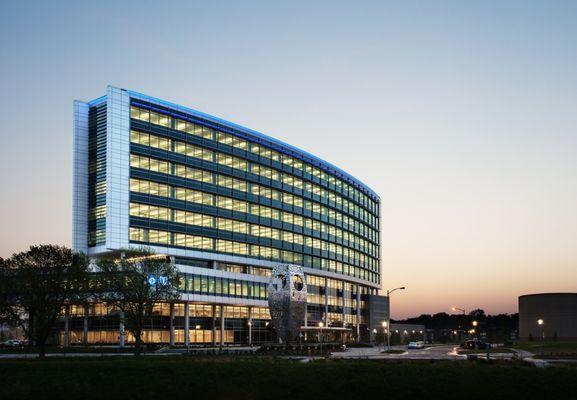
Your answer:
0,1 -> 576,318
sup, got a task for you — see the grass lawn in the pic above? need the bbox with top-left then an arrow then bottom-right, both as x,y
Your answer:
0,346 -> 137,355
512,341 -> 577,355
457,348 -> 516,355
1,357 -> 577,400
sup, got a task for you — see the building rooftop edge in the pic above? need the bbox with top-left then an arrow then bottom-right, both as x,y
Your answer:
519,293 -> 577,298
78,86 -> 380,200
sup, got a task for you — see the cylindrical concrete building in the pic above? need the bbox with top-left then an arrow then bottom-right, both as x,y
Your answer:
519,293 -> 577,341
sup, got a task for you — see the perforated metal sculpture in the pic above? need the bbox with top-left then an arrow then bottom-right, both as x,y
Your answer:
268,264 -> 307,343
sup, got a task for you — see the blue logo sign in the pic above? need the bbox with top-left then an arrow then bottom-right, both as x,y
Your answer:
147,274 -> 158,286
158,276 -> 168,286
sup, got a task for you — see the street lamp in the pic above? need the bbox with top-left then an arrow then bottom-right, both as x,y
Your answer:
382,321 -> 388,352
452,306 -> 466,342
247,320 -> 253,346
318,321 -> 324,352
386,286 -> 406,352
452,306 -> 466,315
537,319 -> 544,354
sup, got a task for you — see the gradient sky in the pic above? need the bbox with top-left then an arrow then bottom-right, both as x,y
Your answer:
1,1 -> 576,318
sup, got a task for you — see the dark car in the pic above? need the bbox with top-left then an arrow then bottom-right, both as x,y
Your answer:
461,340 -> 490,350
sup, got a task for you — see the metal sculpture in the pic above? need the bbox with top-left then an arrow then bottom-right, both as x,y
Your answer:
268,264 -> 307,343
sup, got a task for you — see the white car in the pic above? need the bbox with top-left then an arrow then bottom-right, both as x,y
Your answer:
407,341 -> 425,349
1,339 -> 23,348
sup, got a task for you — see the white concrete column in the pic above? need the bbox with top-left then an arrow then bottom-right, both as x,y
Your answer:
119,310 -> 125,348
169,303 -> 175,346
184,301 -> 190,347
83,303 -> 89,346
220,305 -> 225,347
63,305 -> 70,347
212,305 -> 217,346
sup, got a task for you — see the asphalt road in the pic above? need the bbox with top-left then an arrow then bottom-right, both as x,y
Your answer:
330,345 -> 461,360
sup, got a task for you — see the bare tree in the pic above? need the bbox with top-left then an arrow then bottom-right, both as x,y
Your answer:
96,250 -> 180,356
0,245 -> 91,357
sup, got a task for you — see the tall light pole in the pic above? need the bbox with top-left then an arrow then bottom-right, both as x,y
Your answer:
386,286 -> 406,351
382,321 -> 388,352
537,319 -> 544,355
452,306 -> 466,342
318,321 -> 324,353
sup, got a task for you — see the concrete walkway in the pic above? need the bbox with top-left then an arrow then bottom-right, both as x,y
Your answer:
331,345 -> 461,360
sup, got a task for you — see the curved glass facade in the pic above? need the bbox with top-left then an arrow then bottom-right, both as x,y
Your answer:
72,86 -> 381,345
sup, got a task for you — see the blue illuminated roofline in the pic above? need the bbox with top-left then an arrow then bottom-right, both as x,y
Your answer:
88,95 -> 107,107
87,87 -> 379,200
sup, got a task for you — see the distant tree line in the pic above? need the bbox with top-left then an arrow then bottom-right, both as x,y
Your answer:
393,309 -> 519,343
0,245 -> 180,357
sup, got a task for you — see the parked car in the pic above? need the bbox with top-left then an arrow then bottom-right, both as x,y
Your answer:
0,339 -> 24,348
461,339 -> 490,350
408,341 -> 425,349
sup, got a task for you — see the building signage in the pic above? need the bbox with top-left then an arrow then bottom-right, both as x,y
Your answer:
147,274 -> 168,287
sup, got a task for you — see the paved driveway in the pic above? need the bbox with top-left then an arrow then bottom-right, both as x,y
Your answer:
331,345 -> 461,360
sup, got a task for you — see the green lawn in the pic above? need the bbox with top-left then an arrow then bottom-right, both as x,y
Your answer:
457,348 -> 516,355
512,341 -> 577,355
1,357 -> 577,400
0,346 -> 138,354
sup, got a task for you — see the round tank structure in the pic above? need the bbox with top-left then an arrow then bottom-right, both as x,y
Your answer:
518,293 -> 577,341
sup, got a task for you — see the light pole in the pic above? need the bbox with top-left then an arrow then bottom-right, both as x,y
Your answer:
382,321 -> 388,352
537,319 -> 544,354
472,320 -> 478,340
386,286 -> 406,351
318,321 -> 324,353
452,306 -> 466,342
247,320 -> 252,346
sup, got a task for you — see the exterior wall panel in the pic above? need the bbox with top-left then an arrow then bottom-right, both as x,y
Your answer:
72,101 -> 90,253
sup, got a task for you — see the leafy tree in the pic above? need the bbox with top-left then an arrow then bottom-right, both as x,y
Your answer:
0,245 -> 91,357
397,310 -> 519,342
469,309 -> 486,319
96,250 -> 180,356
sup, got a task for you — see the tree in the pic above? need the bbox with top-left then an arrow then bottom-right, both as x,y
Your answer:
0,245 -> 91,357
96,250 -> 180,356
469,309 -> 486,319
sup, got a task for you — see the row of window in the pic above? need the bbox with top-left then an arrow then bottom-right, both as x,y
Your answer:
129,201 -> 379,261
130,177 -> 378,257
179,273 -> 268,300
130,174 -> 378,250
129,155 -> 379,244
130,129 -> 378,226
68,303 -> 272,320
130,177 -> 378,262
130,106 -> 378,214
129,227 -> 379,283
